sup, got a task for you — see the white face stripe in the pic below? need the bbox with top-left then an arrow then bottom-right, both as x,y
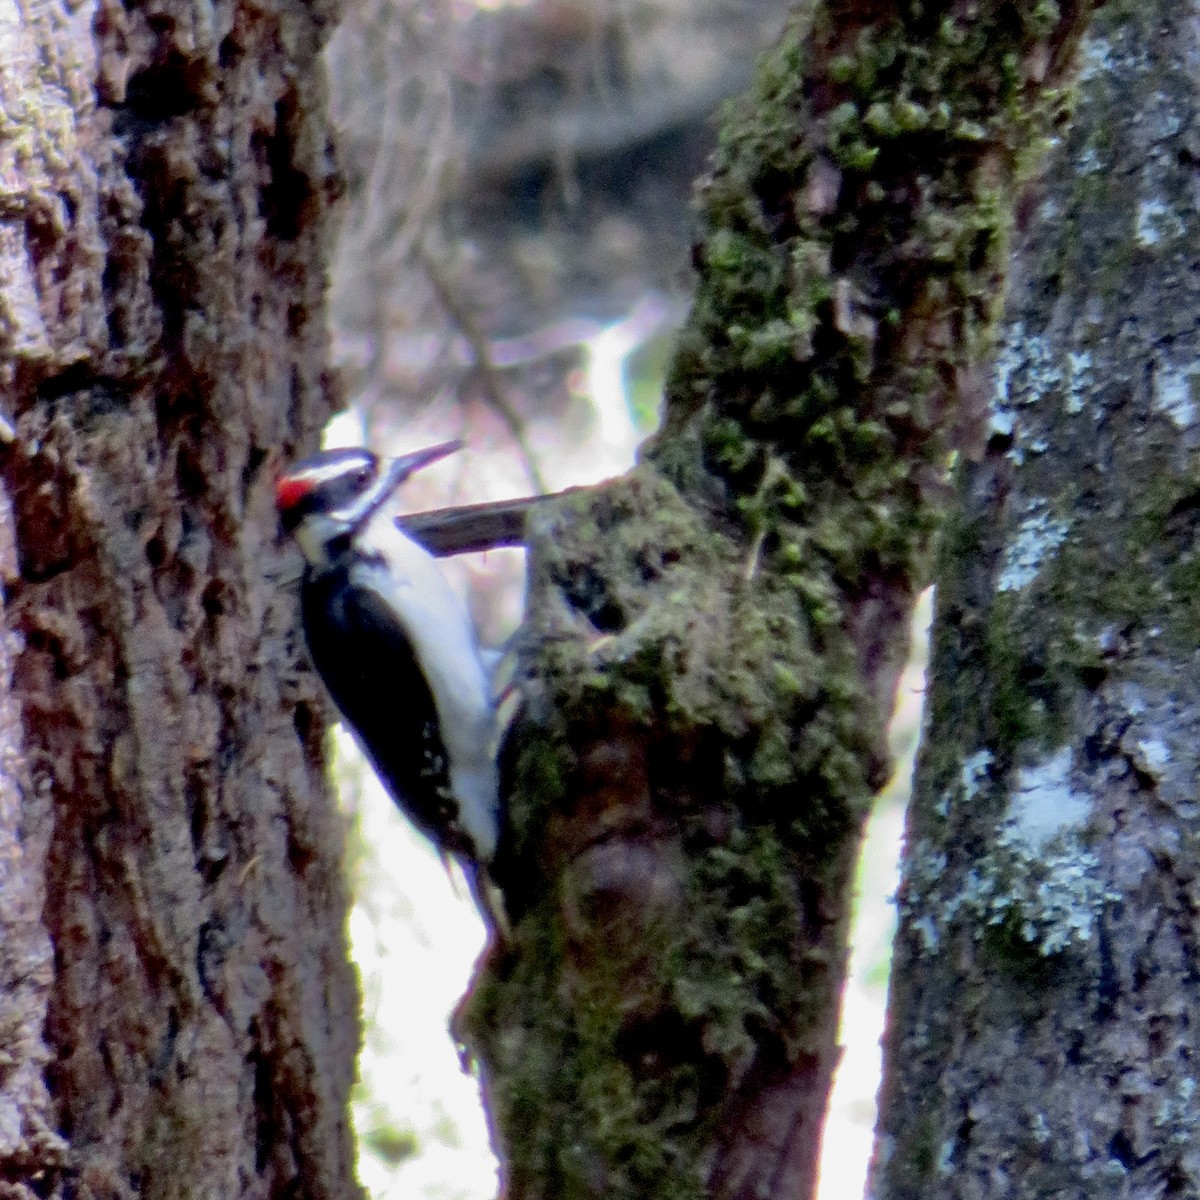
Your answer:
284,453 -> 374,493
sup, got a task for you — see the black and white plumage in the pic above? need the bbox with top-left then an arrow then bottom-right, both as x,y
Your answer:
275,443 -> 501,881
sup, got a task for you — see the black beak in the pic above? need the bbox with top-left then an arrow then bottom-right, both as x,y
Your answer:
372,440 -> 464,515
390,440 -> 464,483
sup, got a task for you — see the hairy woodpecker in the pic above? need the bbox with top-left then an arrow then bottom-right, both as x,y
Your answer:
276,443 -> 503,911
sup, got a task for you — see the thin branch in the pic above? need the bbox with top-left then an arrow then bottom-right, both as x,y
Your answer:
398,491 -> 571,556
419,247 -> 550,495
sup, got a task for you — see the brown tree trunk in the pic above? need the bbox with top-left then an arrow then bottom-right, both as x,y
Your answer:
0,2 -> 359,1197
872,4 -> 1200,1196
463,3 -> 1096,1199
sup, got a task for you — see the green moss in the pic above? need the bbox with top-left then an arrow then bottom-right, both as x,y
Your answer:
654,2 -> 1078,597
983,591 -> 1052,754
463,471 -> 873,1194
896,1109 -> 947,1194
981,470 -> 1200,729
467,812 -> 852,1200
677,825 -> 815,1057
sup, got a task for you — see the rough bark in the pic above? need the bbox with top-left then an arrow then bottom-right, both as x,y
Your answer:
462,4 -> 1095,1199
0,2 -> 357,1198
872,5 -> 1200,1197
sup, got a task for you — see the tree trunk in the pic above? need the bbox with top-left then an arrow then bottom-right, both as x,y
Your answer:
873,4 -> 1200,1196
463,4 -> 1096,1198
0,2 -> 359,1197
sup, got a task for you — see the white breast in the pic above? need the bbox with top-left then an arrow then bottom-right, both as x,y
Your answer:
350,514 -> 501,861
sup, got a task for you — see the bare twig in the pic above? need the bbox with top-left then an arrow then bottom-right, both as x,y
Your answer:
419,247 -> 550,495
398,491 -> 572,556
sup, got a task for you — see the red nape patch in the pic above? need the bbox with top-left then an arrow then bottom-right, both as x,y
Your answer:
275,475 -> 313,513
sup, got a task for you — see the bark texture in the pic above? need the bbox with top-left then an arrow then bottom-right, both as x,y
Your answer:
0,2 -> 357,1198
873,5 -> 1200,1197
462,4 -> 1095,1199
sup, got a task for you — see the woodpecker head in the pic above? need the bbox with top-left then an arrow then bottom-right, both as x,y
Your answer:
276,441 -> 461,570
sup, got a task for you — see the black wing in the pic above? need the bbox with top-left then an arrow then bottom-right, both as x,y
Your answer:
301,568 -> 476,859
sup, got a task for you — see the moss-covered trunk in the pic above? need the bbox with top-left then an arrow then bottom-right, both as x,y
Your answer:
0,1 -> 358,1196
873,5 -> 1200,1196
464,3 -> 1096,1198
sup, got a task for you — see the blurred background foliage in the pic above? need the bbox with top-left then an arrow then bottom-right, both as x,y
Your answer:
318,1 -> 920,1196
323,0 -> 794,481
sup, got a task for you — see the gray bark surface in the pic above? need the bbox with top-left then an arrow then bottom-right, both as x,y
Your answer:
873,5 -> 1200,1197
0,1 -> 358,1197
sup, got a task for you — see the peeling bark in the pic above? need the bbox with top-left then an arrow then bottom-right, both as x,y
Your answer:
874,5 -> 1200,1197
0,1 -> 358,1197
463,3 -> 1096,1199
